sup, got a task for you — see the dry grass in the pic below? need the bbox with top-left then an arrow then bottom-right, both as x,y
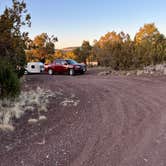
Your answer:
0,87 -> 56,131
60,94 -> 80,107
39,115 -> 47,121
0,124 -> 15,131
28,118 -> 38,124
0,87 -> 80,131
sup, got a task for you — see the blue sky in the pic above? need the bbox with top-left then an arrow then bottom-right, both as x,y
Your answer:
0,0 -> 166,48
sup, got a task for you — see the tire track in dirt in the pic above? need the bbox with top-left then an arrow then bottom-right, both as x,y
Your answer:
1,74 -> 166,166
70,76 -> 166,166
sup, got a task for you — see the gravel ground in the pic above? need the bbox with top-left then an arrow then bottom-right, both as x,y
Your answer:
1,69 -> 166,166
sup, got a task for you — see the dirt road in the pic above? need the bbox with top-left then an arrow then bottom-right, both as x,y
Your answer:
1,70 -> 166,166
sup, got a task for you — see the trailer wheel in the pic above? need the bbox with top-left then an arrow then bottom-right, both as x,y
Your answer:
24,70 -> 28,75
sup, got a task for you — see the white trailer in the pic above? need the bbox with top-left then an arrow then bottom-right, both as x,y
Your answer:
24,62 -> 44,74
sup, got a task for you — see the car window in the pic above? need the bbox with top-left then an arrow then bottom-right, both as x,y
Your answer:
55,60 -> 61,64
66,60 -> 78,65
61,60 -> 67,65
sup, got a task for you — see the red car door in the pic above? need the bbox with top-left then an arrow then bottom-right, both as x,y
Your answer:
53,60 -> 61,72
60,60 -> 68,73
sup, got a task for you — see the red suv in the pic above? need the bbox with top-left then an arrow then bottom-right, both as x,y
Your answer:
45,59 -> 87,75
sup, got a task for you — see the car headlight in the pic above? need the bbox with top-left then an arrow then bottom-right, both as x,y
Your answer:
75,66 -> 81,69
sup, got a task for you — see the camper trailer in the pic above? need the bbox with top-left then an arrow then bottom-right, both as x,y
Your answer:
24,62 -> 44,74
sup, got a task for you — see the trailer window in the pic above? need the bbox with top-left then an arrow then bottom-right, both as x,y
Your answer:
31,65 -> 35,69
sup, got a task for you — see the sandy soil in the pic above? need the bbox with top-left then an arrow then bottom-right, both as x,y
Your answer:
1,69 -> 166,166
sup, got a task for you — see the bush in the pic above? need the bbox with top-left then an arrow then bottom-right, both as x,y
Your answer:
16,66 -> 25,78
0,60 -> 20,99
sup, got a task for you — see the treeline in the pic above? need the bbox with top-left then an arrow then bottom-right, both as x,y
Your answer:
26,36 -> 92,64
27,23 -> 166,71
92,23 -> 166,70
75,23 -> 166,70
26,33 -> 58,63
25,33 -> 89,64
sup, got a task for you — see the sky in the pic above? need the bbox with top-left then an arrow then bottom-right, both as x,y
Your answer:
0,0 -> 166,49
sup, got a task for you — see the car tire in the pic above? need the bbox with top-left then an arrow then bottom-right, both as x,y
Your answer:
69,69 -> 75,76
81,71 -> 85,74
48,69 -> 53,75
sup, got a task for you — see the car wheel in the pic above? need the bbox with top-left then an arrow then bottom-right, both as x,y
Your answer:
69,69 -> 75,76
48,69 -> 53,75
81,71 -> 85,74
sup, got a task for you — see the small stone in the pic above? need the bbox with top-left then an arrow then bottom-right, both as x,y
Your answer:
98,71 -> 110,76
144,158 -> 148,162
28,118 -> 38,124
39,115 -> 47,121
155,64 -> 164,72
163,68 -> 166,75
126,72 -> 130,76
136,70 -> 143,76
150,71 -> 154,75
155,139 -> 160,144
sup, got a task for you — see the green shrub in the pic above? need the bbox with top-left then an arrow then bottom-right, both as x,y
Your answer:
0,60 -> 20,99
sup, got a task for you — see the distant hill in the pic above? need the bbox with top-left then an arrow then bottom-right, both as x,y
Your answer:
61,46 -> 80,52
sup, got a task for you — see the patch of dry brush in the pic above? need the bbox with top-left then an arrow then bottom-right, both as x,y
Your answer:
0,87 -> 56,131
